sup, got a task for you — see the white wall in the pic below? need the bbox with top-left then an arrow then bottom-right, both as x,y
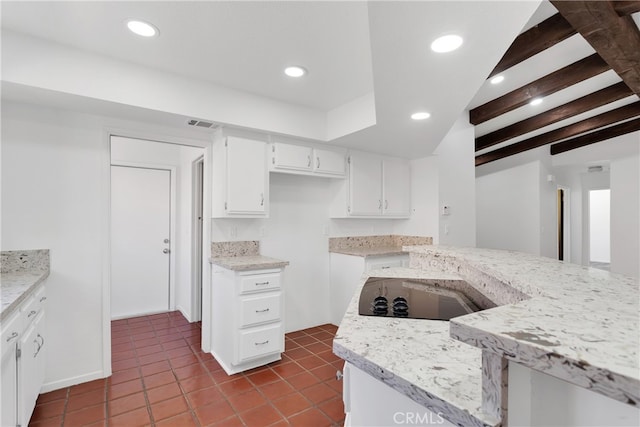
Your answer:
1,101 -> 210,391
110,137 -> 204,320
610,154 -> 640,278
434,114 -> 476,247
477,160 -> 542,254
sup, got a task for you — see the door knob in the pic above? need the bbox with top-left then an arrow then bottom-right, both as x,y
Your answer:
164,238 -> 170,244
163,248 -> 170,254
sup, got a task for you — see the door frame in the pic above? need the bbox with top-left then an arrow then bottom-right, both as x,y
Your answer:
102,129 -> 212,378
191,156 -> 205,322
109,162 -> 177,318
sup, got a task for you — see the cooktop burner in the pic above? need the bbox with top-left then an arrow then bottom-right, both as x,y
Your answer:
358,277 -> 481,321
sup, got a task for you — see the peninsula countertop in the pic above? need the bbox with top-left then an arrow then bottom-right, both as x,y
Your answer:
333,246 -> 639,426
406,245 -> 639,407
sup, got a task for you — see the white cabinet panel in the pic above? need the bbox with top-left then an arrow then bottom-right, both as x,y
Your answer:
1,312 -> 20,427
271,143 -> 313,172
382,158 -> 411,217
314,148 -> 346,176
349,152 -> 383,216
226,137 -> 267,214
239,272 -> 281,294
239,293 -> 281,327
213,136 -> 268,218
237,323 -> 283,363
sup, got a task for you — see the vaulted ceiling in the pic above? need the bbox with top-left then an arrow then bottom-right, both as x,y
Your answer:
469,0 -> 640,167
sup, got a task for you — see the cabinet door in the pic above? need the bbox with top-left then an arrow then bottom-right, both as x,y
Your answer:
271,143 -> 313,172
382,158 -> 411,217
225,137 -> 268,214
348,152 -> 382,216
314,148 -> 346,176
1,342 -> 18,427
19,321 -> 40,426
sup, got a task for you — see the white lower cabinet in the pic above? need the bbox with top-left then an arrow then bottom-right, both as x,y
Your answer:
210,267 -> 285,374
0,283 -> 47,427
329,253 -> 409,325
343,362 -> 455,427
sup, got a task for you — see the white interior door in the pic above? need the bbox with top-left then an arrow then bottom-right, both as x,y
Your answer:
111,166 -> 171,319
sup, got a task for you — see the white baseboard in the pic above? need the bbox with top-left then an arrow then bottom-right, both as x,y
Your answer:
176,304 -> 193,323
41,369 -> 106,393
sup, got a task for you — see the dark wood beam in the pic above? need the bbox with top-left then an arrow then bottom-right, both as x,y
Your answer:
470,54 -> 610,125
489,14 -> 576,78
475,101 -> 640,166
551,117 -> 640,155
612,1 -> 640,16
552,0 -> 640,95
475,82 -> 633,151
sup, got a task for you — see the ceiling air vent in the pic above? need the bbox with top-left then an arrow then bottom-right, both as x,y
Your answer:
187,119 -> 217,129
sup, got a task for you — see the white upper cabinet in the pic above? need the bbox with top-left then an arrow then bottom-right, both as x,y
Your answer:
213,136 -> 269,218
349,151 -> 383,216
382,157 -> 411,217
270,143 -> 313,172
331,150 -> 411,218
269,142 -> 345,178
314,147 -> 346,176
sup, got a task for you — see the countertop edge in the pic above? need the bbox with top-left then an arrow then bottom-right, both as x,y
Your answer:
329,247 -> 407,257
209,256 -> 289,271
1,269 -> 49,322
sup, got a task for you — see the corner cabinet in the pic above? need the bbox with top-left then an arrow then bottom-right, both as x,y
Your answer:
212,136 -> 269,218
330,150 -> 411,218
1,284 -> 47,427
210,267 -> 285,374
269,142 -> 346,178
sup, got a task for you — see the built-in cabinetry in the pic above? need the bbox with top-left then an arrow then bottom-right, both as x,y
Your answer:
1,284 -> 47,427
329,253 -> 409,325
210,266 -> 285,374
212,136 -> 269,218
269,142 -> 346,177
341,362 -> 455,427
331,150 -> 411,218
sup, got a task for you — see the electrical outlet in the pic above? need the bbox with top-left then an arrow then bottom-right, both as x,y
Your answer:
259,226 -> 266,237
229,226 -> 237,238
444,224 -> 450,235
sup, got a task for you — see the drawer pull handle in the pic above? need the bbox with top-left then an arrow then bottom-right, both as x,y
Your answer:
254,340 -> 269,346
256,281 -> 270,286
28,310 -> 37,318
6,332 -> 18,342
255,308 -> 270,313
40,296 -> 47,302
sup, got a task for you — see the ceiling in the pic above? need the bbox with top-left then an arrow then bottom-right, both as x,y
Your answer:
5,1 -> 631,160
470,0 -> 640,167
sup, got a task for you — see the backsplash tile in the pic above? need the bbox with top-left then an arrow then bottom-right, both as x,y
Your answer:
211,241 -> 260,258
1,249 -> 50,273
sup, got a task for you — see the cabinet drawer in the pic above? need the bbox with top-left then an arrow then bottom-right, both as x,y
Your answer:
240,273 -> 280,294
239,293 -> 281,327
1,311 -> 22,353
20,295 -> 41,327
237,324 -> 283,363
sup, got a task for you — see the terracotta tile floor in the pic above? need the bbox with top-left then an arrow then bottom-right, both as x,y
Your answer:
29,311 -> 345,426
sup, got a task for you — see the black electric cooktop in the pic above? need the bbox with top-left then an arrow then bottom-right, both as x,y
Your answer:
358,277 -> 481,321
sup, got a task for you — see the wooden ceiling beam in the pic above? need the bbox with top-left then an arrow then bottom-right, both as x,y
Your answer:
612,1 -> 640,16
475,101 -> 640,166
470,54 -> 610,125
488,13 -> 576,78
475,82 -> 633,151
551,0 -> 640,95
551,117 -> 640,155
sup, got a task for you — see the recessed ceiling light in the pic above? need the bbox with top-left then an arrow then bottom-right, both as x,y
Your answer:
490,75 -> 505,85
430,34 -> 463,53
411,112 -> 431,120
127,20 -> 159,37
530,97 -> 543,106
284,66 -> 307,78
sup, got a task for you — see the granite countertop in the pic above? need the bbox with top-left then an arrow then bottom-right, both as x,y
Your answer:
334,246 -> 639,426
333,267 -> 498,427
329,246 -> 407,257
328,235 -> 432,258
405,245 -> 639,408
1,249 -> 50,322
210,255 -> 289,271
